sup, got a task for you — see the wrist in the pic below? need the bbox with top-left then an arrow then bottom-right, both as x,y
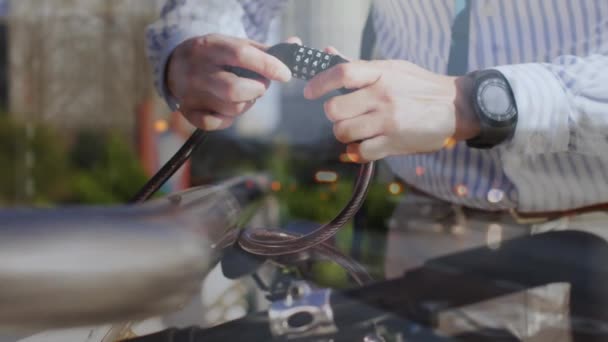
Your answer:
452,75 -> 480,141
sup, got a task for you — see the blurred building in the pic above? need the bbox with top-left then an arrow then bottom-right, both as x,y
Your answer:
6,0 -> 379,183
7,0 -> 165,135
0,0 -> 8,110
6,0 -> 370,139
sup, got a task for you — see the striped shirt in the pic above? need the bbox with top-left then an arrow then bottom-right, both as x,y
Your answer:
146,0 -> 608,213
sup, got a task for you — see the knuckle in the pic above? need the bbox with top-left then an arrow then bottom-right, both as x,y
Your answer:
262,62 -> 280,79
223,85 -> 241,102
214,77 -> 235,100
383,115 -> 397,134
377,85 -> 396,109
324,99 -> 340,121
359,143 -> 375,161
192,35 -> 214,54
376,114 -> 389,132
336,64 -> 354,83
335,64 -> 349,78
230,44 -> 249,65
225,103 -> 246,116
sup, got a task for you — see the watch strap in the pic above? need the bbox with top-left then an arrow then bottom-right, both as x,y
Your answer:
466,125 -> 515,149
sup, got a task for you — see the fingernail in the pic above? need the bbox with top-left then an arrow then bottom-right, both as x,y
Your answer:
203,115 -> 223,130
279,66 -> 292,81
286,36 -> 303,45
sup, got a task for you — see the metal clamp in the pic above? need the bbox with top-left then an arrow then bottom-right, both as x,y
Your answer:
268,281 -> 337,339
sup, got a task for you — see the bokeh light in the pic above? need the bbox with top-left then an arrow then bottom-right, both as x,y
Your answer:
315,171 -> 338,183
155,119 -> 168,133
443,137 -> 457,149
271,181 -> 282,192
487,223 -> 503,250
388,182 -> 404,195
487,188 -> 505,203
455,184 -> 469,197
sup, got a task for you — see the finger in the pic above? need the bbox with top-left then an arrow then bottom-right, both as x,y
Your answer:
333,112 -> 387,144
183,111 -> 235,131
304,62 -> 381,99
347,136 -> 392,162
185,93 -> 252,118
324,46 -> 340,54
324,87 -> 377,122
324,46 -> 349,61
285,36 -> 303,45
206,36 -> 292,82
203,70 -> 268,102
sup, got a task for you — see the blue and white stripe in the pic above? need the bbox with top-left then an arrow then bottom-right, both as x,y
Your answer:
147,0 -> 608,212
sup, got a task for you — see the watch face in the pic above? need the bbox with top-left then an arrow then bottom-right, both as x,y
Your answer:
477,77 -> 517,123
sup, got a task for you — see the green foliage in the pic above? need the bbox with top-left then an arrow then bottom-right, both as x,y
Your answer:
0,116 -> 70,206
65,130 -> 148,204
0,117 -> 147,206
274,178 -> 398,231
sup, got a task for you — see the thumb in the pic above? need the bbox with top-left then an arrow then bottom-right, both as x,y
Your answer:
285,36 -> 303,45
324,46 -> 350,61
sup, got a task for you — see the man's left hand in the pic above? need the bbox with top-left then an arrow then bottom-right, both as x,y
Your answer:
304,51 -> 480,162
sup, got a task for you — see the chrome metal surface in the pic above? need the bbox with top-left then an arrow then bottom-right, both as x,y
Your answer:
268,282 -> 337,339
0,176 -> 266,331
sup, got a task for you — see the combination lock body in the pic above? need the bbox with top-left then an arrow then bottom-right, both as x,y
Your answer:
279,44 -> 348,80
230,43 -> 349,86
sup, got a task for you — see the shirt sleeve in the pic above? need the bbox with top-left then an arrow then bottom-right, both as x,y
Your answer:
145,0 -> 288,111
494,53 -> 608,160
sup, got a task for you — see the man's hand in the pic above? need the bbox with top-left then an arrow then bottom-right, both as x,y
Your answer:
304,50 -> 480,162
167,34 -> 296,130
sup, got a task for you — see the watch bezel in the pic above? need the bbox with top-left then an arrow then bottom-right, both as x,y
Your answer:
473,70 -> 518,127
476,77 -> 518,126
466,69 -> 518,149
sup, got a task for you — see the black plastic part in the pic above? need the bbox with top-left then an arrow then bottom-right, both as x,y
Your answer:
124,313 -> 272,342
130,129 -> 207,203
267,42 -> 300,66
224,66 -> 265,80
287,311 -> 314,328
221,243 -> 267,279
227,179 -> 265,207
229,43 -> 352,94
226,43 -> 299,80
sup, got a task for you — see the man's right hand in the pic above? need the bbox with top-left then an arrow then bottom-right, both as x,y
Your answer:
167,34 -> 294,130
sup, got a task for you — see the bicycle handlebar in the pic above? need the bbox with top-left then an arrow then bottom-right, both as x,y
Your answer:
0,175 -> 269,331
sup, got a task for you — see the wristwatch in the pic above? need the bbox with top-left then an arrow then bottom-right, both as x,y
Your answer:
466,69 -> 518,149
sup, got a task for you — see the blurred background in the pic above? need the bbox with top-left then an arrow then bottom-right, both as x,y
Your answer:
0,2 -> 562,340
0,0 -> 402,279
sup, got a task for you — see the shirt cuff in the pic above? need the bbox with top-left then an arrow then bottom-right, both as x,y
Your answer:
146,5 -> 248,111
492,63 -> 571,156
